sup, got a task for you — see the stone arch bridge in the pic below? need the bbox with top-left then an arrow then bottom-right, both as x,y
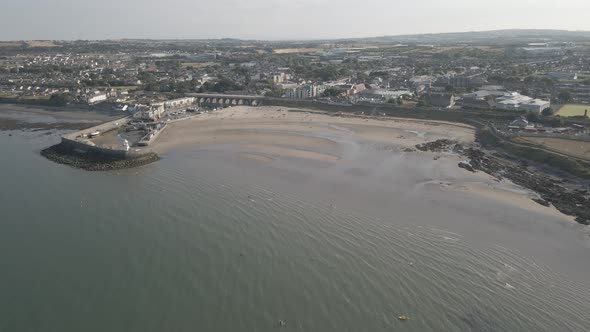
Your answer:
186,93 -> 264,107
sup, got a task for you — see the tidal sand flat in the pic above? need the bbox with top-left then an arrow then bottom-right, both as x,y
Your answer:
0,103 -> 122,130
152,106 -> 571,221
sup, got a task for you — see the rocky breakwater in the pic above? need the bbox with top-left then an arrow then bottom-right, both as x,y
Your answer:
416,139 -> 590,226
41,142 -> 160,171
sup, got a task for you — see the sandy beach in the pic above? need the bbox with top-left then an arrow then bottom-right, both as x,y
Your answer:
153,106 -> 474,156
151,106 -> 574,222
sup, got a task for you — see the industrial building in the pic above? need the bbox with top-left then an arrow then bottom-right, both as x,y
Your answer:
495,93 -> 550,113
463,88 -> 550,113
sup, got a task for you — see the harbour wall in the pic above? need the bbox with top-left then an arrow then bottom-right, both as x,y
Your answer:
61,116 -> 133,159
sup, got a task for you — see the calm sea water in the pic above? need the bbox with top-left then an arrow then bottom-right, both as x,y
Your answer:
1,130 -> 589,332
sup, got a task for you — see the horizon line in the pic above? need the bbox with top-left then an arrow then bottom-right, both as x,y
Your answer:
2,28 -> 590,43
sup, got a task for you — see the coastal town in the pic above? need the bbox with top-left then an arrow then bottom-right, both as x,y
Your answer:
2,33 -> 589,161
1,33 -> 589,124
4,0 -> 590,328
2,32 -> 590,225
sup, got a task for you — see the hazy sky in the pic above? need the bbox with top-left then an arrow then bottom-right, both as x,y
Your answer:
2,0 -> 590,40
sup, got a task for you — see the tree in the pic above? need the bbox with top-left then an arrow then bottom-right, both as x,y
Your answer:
550,116 -> 565,128
558,91 -> 572,103
265,88 -> 284,98
541,107 -> 554,117
526,112 -> 540,123
356,72 -> 369,82
47,93 -> 71,107
322,88 -> 341,97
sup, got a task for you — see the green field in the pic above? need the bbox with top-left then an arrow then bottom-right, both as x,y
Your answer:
557,104 -> 590,117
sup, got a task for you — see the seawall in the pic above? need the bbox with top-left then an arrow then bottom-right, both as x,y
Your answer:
43,116 -> 160,170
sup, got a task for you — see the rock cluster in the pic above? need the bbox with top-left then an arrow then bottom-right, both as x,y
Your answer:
415,139 -> 458,152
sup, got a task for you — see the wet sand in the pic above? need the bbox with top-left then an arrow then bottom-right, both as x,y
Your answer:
152,106 -> 573,222
0,103 -> 123,130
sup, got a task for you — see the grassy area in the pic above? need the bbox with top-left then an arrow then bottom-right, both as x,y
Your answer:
515,137 -> 590,161
477,129 -> 590,179
557,104 -> 590,117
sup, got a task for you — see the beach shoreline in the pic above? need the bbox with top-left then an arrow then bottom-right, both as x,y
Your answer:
149,106 -> 579,223
13,104 -> 586,224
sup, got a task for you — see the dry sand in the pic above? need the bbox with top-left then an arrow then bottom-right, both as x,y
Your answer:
152,106 -> 474,156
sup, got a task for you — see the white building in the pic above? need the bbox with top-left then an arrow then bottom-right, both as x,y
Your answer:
133,103 -> 165,121
520,99 -> 551,113
164,97 -> 195,109
272,72 -> 291,84
495,93 -> 550,113
285,84 -> 326,100
87,94 -> 107,105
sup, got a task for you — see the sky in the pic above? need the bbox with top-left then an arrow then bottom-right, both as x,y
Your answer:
2,0 -> 590,41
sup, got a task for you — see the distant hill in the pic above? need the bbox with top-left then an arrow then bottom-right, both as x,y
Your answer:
352,29 -> 590,45
4,29 -> 590,47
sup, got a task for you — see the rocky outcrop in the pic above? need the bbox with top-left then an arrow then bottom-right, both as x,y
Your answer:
417,139 -> 590,225
463,146 -> 590,225
41,143 -> 160,171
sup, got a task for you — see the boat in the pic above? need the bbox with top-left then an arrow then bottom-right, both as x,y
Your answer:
89,131 -> 100,138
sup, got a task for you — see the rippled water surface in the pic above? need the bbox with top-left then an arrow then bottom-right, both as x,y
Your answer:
1,130 -> 589,332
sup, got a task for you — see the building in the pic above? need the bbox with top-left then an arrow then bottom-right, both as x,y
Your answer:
508,117 -> 529,130
87,93 -> 107,105
132,103 -> 165,121
463,88 -> 549,113
285,84 -> 326,100
164,97 -> 195,109
462,87 -> 506,109
357,89 -> 413,103
495,93 -> 550,113
450,76 -> 485,89
462,97 -> 496,109
426,93 -> 456,108
555,83 -> 590,103
520,99 -> 551,113
272,72 -> 291,84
